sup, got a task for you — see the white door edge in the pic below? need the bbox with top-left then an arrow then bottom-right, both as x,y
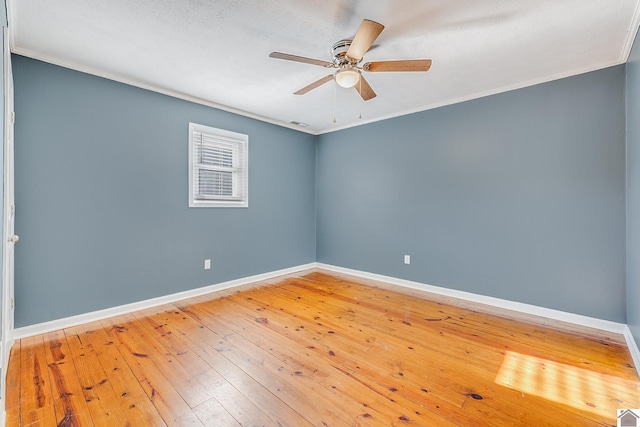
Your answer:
1,24 -> 15,413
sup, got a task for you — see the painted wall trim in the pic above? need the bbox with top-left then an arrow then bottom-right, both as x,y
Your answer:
623,326 -> 640,378
12,263 -> 316,339
11,261 -> 640,379
11,44 -> 626,137
10,44 -> 631,135
316,263 -> 629,335
6,46 -> 319,136
622,0 -> 640,62
321,59 -> 627,135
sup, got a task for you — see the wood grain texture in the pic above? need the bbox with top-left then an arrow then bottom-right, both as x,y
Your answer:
5,269 -> 640,426
354,75 -> 376,101
346,19 -> 385,61
294,74 -> 334,95
6,343 -> 22,426
364,59 -> 432,72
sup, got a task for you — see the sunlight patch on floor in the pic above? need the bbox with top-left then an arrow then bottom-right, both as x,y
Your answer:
495,351 -> 640,419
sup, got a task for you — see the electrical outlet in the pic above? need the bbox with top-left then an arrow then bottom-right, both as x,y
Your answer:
204,259 -> 211,270
404,255 -> 411,265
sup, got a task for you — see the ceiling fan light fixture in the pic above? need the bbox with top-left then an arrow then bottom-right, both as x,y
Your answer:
335,69 -> 360,88
269,19 -> 430,102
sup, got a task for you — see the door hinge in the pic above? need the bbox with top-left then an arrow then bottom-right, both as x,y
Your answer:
10,111 -> 14,124
10,204 -> 14,218
10,298 -> 14,310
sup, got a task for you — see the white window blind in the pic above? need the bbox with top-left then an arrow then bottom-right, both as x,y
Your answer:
189,123 -> 248,207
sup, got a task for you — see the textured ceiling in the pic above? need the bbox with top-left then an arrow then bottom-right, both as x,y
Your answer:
8,0 -> 640,134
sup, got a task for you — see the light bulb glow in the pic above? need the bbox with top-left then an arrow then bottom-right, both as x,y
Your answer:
335,69 -> 360,88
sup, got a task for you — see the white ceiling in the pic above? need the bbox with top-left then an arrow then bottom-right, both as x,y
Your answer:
8,1 -> 640,134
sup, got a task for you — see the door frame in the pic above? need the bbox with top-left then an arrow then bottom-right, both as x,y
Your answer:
1,24 -> 14,407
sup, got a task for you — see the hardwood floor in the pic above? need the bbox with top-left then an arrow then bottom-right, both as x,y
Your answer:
5,269 -> 640,426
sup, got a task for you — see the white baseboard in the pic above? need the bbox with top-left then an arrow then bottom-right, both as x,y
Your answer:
624,326 -> 640,377
318,263 -> 640,378
12,263 -> 316,339
10,261 -> 640,379
316,263 -> 628,334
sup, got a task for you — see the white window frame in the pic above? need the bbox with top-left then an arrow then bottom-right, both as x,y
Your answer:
188,122 -> 248,208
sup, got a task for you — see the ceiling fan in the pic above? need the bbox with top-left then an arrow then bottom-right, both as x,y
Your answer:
269,19 -> 432,101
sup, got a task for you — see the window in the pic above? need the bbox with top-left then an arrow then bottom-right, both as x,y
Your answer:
189,122 -> 248,207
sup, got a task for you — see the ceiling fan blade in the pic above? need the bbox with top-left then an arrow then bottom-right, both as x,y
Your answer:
294,75 -> 334,95
354,74 -> 376,101
363,59 -> 432,72
269,52 -> 334,68
346,19 -> 384,61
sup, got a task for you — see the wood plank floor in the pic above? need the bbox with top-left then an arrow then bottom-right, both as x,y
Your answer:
5,269 -> 640,426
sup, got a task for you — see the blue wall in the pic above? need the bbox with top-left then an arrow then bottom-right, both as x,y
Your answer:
627,33 -> 640,347
12,55 -> 317,327
317,66 -> 627,323
11,55 -> 631,328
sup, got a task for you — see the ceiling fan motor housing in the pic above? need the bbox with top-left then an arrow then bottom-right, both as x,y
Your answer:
332,39 -> 359,66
